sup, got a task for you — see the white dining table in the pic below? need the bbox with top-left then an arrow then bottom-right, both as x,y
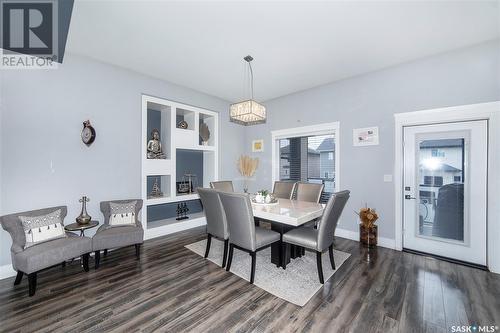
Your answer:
251,198 -> 325,268
251,198 -> 325,227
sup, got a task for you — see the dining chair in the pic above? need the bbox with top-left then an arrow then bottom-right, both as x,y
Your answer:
293,182 -> 324,203
282,190 -> 350,284
210,181 -> 234,192
197,187 -> 230,267
218,192 -> 281,284
272,181 -> 295,199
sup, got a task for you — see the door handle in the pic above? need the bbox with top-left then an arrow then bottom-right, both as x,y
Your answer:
405,195 -> 416,200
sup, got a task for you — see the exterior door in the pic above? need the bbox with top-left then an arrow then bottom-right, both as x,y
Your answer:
403,120 -> 487,265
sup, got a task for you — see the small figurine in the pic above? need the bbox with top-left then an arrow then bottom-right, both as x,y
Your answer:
149,178 -> 163,198
176,202 -> 189,220
147,129 -> 166,159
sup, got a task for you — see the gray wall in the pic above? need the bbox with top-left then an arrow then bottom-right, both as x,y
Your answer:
243,40 -> 500,240
0,54 -> 244,266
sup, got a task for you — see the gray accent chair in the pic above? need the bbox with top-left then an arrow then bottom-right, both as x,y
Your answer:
282,190 -> 350,284
0,206 -> 92,296
272,181 -> 295,199
219,192 -> 281,284
92,200 -> 144,269
210,181 -> 234,192
293,182 -> 324,203
198,188 -> 230,267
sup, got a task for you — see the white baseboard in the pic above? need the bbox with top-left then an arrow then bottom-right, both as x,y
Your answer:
335,227 -> 397,250
0,264 -> 16,280
145,216 -> 206,240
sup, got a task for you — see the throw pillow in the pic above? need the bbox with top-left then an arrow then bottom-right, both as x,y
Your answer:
20,209 -> 66,248
109,201 -> 137,227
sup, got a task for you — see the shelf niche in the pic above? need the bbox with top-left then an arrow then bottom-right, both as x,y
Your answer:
176,108 -> 195,131
147,199 -> 203,228
147,102 -> 171,159
199,113 -> 215,146
147,175 -> 171,200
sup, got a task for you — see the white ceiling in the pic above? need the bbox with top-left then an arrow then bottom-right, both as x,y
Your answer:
66,1 -> 500,102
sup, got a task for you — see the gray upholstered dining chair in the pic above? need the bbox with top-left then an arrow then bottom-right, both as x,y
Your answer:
198,188 -> 230,267
92,199 -> 144,269
272,181 -> 295,199
293,182 -> 324,203
210,181 -> 234,192
0,206 -> 92,296
218,192 -> 281,284
282,190 -> 350,284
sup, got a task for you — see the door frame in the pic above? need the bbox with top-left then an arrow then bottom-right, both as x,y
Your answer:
394,101 -> 500,273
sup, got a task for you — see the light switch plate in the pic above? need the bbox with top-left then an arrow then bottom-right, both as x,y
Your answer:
383,174 -> 393,182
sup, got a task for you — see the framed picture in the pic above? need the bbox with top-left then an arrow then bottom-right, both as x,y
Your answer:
252,139 -> 264,152
353,127 -> 379,146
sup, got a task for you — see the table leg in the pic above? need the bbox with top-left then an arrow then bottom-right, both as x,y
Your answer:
271,222 -> 294,268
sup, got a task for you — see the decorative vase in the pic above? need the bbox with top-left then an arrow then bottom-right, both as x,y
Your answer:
360,224 -> 377,248
76,196 -> 92,225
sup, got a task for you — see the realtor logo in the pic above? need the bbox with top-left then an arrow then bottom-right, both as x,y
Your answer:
1,0 -> 58,69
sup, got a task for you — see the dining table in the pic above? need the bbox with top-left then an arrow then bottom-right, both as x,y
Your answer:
251,198 -> 325,268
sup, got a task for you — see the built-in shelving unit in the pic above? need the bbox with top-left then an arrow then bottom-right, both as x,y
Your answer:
141,95 -> 219,240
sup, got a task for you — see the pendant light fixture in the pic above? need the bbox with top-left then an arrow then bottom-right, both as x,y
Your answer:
230,55 -> 266,126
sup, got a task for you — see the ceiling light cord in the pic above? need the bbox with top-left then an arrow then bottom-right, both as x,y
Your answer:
248,61 -> 254,100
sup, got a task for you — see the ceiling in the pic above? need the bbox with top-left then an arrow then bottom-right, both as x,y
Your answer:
66,1 -> 500,102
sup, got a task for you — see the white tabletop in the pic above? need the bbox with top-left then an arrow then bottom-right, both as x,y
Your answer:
251,198 -> 325,227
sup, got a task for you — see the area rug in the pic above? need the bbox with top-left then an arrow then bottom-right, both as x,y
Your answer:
185,238 -> 350,306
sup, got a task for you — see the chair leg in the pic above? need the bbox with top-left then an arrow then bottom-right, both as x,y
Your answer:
250,251 -> 256,284
222,239 -> 229,268
14,271 -> 23,285
82,253 -> 90,272
135,244 -> 141,259
104,249 -> 108,256
329,244 -> 336,270
94,251 -> 101,269
204,234 -> 212,258
316,251 -> 324,284
62,261 -> 66,268
28,273 -> 37,296
226,244 -> 234,272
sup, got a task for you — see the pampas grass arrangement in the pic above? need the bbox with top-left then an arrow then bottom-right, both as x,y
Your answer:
237,155 -> 259,192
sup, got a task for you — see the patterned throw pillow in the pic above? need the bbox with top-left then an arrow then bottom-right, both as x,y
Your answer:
109,201 -> 137,227
20,209 -> 66,248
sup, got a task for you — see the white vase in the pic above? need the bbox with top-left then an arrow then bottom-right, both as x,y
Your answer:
265,194 -> 272,203
255,194 -> 263,203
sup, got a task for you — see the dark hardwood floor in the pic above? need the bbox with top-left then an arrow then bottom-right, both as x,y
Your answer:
0,227 -> 499,333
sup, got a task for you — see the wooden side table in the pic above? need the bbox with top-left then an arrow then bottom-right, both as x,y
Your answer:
65,221 -> 99,237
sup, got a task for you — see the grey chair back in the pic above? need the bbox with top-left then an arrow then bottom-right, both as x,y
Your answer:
198,188 -> 229,240
210,181 -> 234,192
0,206 -> 68,254
273,181 -> 295,199
100,200 -> 143,227
317,190 -> 350,251
294,182 -> 324,203
218,192 -> 257,251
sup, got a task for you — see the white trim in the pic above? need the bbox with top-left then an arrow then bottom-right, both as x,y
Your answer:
271,122 -> 340,191
335,228 -> 396,250
394,101 -> 500,273
145,216 -> 206,240
0,264 -> 16,280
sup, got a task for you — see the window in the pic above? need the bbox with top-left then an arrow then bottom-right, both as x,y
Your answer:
273,123 -> 339,203
431,149 -> 445,157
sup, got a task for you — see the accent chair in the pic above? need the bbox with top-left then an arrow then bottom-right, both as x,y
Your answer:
0,206 -> 92,296
92,199 -> 144,269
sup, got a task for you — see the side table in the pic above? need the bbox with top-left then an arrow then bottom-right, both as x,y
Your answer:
65,221 -> 99,237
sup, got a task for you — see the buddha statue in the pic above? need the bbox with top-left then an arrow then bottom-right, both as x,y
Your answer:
147,129 -> 166,159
